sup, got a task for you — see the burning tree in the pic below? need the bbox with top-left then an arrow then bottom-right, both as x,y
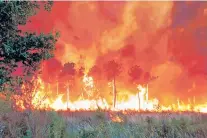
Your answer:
143,72 -> 158,102
59,62 -> 76,109
88,65 -> 102,96
128,65 -> 143,110
128,65 -> 143,82
0,1 -> 58,93
77,66 -> 85,78
143,72 -> 158,87
104,60 -> 122,108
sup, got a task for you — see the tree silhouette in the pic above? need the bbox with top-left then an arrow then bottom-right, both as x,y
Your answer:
88,65 -> 102,84
78,66 -> 85,78
104,60 -> 122,108
75,66 -> 85,98
128,65 -> 143,83
88,65 -> 103,98
88,65 -> 102,80
59,62 -> 76,109
128,65 -> 143,110
143,72 -> 158,84
143,72 -> 158,103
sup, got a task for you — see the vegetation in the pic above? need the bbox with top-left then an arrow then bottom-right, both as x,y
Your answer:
64,111 -> 207,138
59,62 -> 76,109
0,1 -> 206,138
88,65 -> 103,93
104,60 -> 122,108
0,1 -> 58,92
1,102 -> 207,138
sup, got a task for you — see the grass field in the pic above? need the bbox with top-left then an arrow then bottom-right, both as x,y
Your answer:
0,99 -> 207,138
63,111 -> 207,138
1,109 -> 207,138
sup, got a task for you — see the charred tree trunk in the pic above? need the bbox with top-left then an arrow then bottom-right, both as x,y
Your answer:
112,77 -> 117,108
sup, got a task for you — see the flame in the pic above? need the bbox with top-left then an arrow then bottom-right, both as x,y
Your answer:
15,2 -> 207,115
109,113 -> 124,123
83,75 -> 94,97
11,76 -> 207,114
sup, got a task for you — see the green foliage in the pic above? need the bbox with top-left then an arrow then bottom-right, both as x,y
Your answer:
47,112 -> 69,138
65,112 -> 207,138
78,129 -> 97,138
0,110 -> 69,138
0,98 -> 12,114
0,1 -> 58,92
22,130 -> 32,138
2,111 -> 206,138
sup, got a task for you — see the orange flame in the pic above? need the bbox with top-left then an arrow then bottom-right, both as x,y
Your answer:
12,76 -> 207,113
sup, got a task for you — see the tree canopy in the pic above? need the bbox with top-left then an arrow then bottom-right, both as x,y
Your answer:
59,62 -> 76,80
0,1 -> 59,92
143,72 -> 158,84
128,65 -> 143,83
88,65 -> 102,81
104,60 -> 122,80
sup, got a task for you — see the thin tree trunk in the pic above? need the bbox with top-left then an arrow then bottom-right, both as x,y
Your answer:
138,92 -> 140,111
67,84 -> 69,110
113,77 -> 117,108
146,83 -> 148,101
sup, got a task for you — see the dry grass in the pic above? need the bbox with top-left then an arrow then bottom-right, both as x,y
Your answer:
0,110 -> 70,138
64,111 -> 207,138
1,99 -> 207,138
0,98 -> 69,138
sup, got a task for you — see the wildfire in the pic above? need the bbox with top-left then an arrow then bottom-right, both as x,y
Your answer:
11,76 -> 207,113
7,1 -> 206,115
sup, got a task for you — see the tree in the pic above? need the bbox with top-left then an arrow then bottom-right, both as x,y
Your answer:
0,1 -> 58,92
77,66 -> 85,78
88,65 -> 101,87
88,65 -> 103,98
59,62 -> 76,109
128,65 -> 143,83
104,60 -> 121,108
88,65 -> 102,81
128,65 -> 143,110
143,72 -> 158,84
75,66 -> 85,98
143,72 -> 158,102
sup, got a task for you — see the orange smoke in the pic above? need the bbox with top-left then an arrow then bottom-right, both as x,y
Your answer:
18,2 -> 207,107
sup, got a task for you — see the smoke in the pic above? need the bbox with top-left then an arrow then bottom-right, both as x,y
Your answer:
21,1 -> 207,104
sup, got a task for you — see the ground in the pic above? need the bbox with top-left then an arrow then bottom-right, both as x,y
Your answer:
0,99 -> 207,138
